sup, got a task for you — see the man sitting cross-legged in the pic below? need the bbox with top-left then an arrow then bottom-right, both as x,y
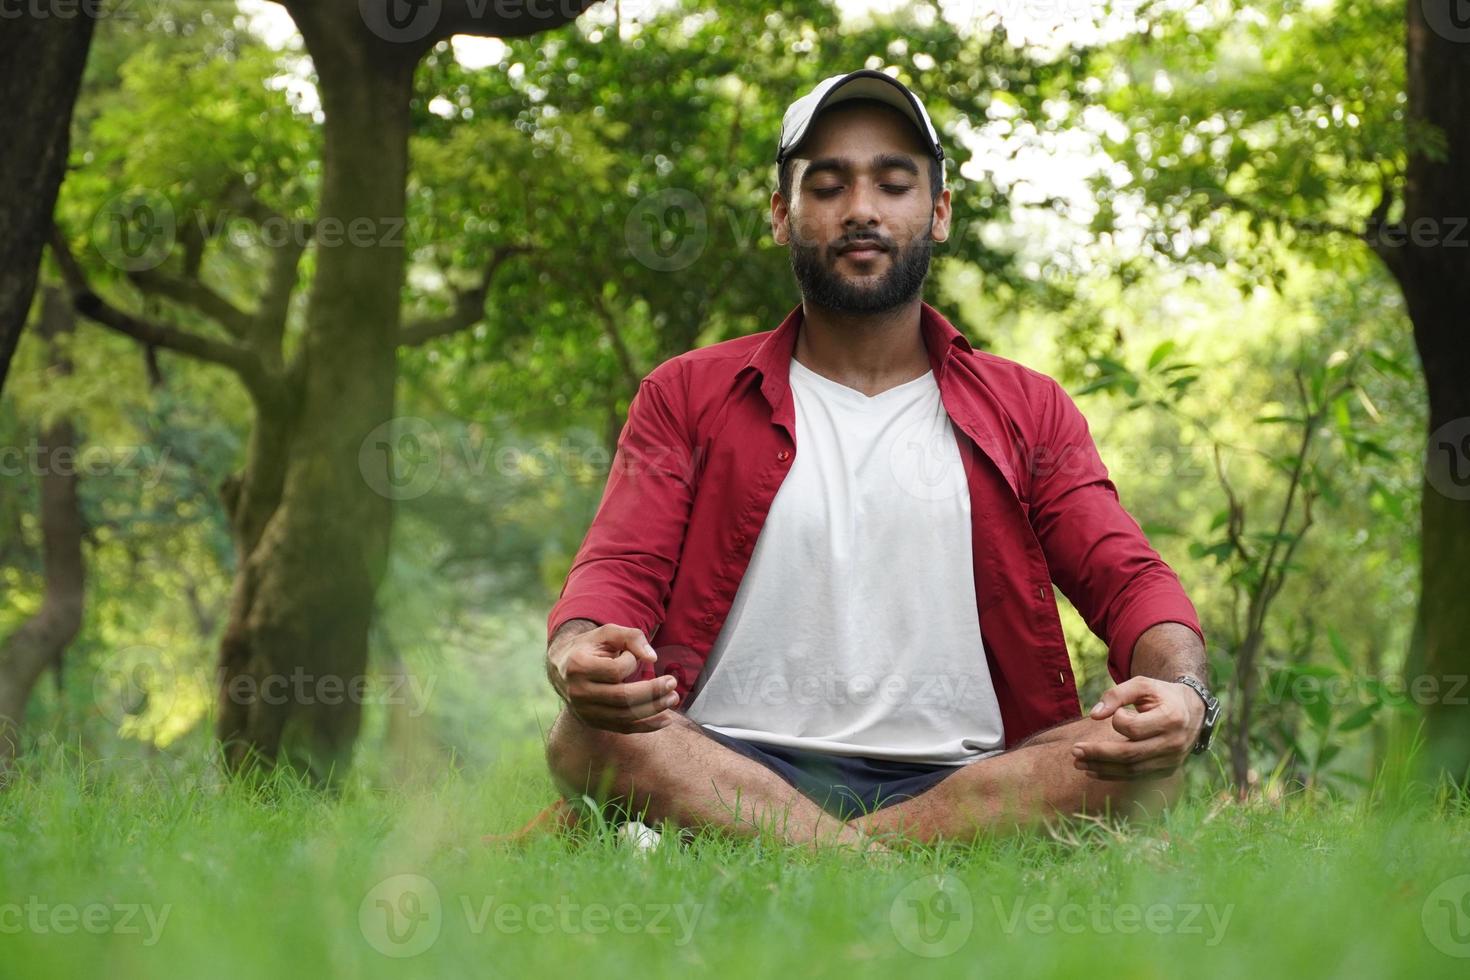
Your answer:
522,70 -> 1218,849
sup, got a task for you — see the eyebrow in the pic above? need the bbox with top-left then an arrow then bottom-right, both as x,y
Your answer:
799,152 -> 921,183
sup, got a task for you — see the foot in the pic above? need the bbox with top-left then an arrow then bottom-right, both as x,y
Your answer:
481,796 -> 585,846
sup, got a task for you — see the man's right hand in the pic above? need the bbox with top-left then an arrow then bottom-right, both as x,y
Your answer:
546,622 -> 680,734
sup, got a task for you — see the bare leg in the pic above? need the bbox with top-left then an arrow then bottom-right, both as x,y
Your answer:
545,709 -> 873,849
851,716 -> 1185,844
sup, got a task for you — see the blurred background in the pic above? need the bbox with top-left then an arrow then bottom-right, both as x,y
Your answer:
2,0 -> 1465,800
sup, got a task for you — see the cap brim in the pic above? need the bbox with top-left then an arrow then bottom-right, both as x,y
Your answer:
778,69 -> 942,165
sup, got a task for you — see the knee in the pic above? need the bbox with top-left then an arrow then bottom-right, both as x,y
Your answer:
545,710 -> 608,796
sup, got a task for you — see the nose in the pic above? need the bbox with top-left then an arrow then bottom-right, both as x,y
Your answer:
842,178 -> 882,232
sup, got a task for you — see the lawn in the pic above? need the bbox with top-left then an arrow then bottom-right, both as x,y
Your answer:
3,739 -> 1468,979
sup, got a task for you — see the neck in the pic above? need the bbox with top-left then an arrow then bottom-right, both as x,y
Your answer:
792,296 -> 930,395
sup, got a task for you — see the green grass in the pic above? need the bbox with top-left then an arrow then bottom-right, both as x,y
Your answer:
3,742 -> 1469,979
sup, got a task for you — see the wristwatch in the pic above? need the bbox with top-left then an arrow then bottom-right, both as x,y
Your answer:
1175,675 -> 1221,754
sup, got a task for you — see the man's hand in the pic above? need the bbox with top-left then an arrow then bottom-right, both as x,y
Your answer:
547,623 -> 680,734
1070,676 -> 1206,780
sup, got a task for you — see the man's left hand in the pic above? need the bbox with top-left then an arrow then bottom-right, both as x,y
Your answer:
1071,676 -> 1205,780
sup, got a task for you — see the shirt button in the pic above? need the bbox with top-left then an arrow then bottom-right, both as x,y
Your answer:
1037,585 -> 1048,600
734,533 -> 747,546
777,450 -> 790,461
702,613 -> 716,626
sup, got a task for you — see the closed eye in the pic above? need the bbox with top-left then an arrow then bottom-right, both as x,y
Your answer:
812,185 -> 913,197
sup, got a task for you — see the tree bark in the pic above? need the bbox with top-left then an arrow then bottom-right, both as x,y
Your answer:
214,17 -> 416,780
215,2 -> 597,781
0,14 -> 95,396
0,288 -> 86,772
1389,4 -> 1470,784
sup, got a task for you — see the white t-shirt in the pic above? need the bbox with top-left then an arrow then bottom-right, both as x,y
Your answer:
684,354 -> 1007,765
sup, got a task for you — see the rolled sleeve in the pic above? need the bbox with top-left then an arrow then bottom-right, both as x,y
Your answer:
546,374 -> 697,644
1027,378 -> 1204,682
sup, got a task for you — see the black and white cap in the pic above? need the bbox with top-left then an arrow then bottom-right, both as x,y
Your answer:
776,69 -> 944,169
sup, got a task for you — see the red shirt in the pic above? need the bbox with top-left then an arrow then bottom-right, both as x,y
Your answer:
548,301 -> 1204,746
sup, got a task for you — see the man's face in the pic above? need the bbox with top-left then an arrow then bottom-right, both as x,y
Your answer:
772,100 -> 951,315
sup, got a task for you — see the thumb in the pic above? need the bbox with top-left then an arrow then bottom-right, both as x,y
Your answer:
1089,677 -> 1149,719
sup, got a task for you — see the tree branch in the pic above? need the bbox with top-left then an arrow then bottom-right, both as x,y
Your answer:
398,243 -> 531,347
50,226 -> 280,400
126,267 -> 254,339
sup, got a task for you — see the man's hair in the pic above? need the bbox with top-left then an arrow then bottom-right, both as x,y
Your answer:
777,98 -> 945,207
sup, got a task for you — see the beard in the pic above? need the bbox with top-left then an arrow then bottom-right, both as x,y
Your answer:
788,216 -> 935,315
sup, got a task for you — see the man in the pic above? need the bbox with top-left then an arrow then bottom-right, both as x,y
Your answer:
535,70 -> 1219,849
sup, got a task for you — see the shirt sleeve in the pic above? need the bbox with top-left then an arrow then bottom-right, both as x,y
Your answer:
546,374 -> 697,645
1027,377 -> 1205,682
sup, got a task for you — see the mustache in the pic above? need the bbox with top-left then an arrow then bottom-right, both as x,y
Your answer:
834,235 -> 893,253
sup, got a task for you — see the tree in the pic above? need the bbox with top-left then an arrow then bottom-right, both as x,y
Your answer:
1077,0 -> 1469,785
0,13 -> 95,395
0,289 -> 85,773
56,0 -> 598,782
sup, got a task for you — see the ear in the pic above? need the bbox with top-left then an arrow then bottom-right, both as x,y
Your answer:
930,187 -> 952,244
770,190 -> 790,245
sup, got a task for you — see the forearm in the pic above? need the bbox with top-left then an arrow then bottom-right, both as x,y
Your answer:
548,617 -> 599,655
1128,621 -> 1207,686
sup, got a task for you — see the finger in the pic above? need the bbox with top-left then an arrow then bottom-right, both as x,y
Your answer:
1109,704 -> 1175,740
1089,676 -> 1158,719
574,676 -> 676,710
1074,757 -> 1179,780
572,648 -> 641,684
619,709 -> 679,734
1072,736 -> 1174,765
593,624 -> 659,664
582,705 -> 680,735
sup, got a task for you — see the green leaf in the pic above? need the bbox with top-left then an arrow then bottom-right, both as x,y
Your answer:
1146,339 -> 1178,371
1336,703 -> 1381,733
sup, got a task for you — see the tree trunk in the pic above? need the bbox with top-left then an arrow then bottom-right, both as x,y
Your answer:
0,288 -> 86,772
0,15 -> 94,396
1393,4 -> 1470,784
215,20 -> 415,782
